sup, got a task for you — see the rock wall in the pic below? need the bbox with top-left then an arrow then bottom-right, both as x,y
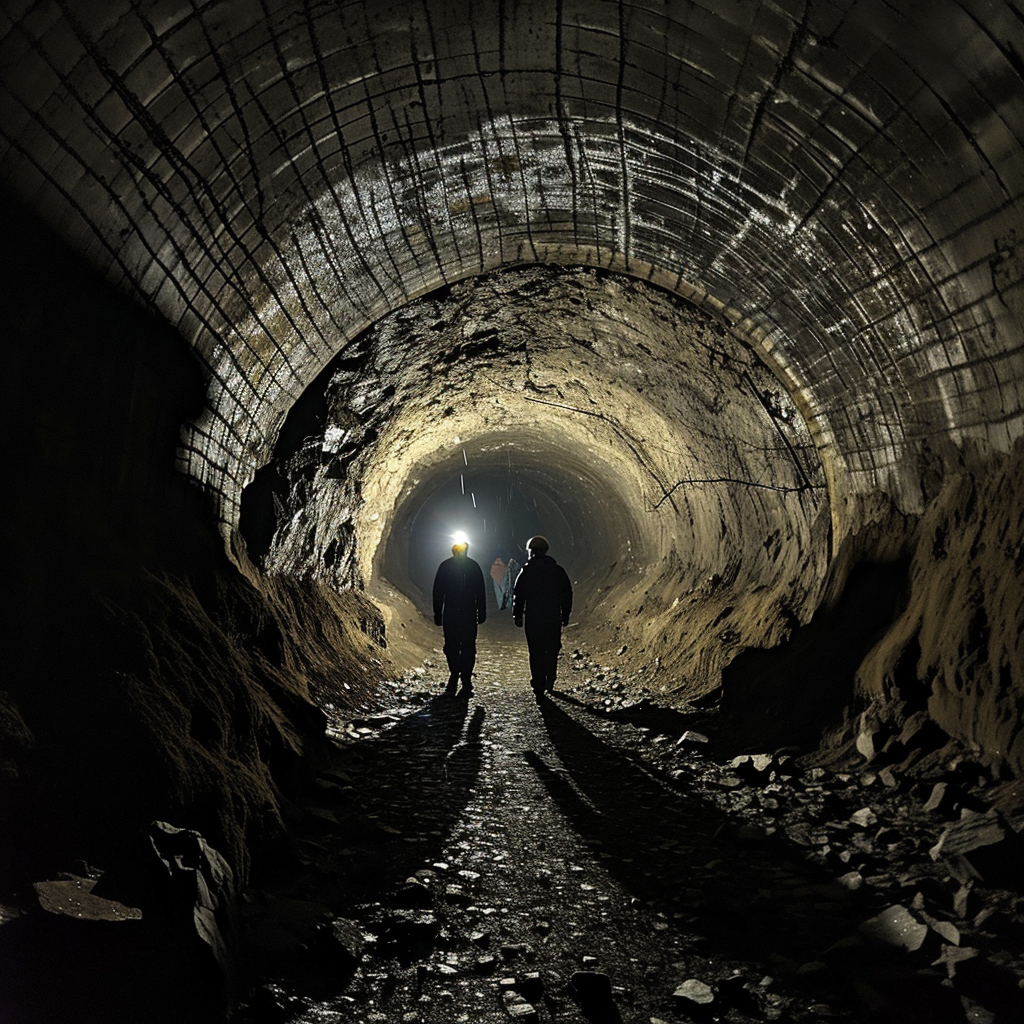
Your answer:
852,442 -> 1024,780
0,197 -> 393,1018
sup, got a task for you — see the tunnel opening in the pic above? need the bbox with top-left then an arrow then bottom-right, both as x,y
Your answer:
242,263 -> 833,695
3,1 -> 1023,1017
383,445 -> 611,611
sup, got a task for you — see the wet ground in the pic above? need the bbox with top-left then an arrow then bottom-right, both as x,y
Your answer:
238,617 -> 1024,1024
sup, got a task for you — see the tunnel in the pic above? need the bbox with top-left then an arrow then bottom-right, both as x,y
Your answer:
1,2 -> 1022,1022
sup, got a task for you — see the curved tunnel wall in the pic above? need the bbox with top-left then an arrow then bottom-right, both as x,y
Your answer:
4,11 -> 1024,1006
1,0 -> 1021,561
250,264 -> 831,683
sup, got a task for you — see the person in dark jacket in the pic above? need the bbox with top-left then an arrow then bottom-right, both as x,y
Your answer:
433,537 -> 487,696
512,535 -> 573,695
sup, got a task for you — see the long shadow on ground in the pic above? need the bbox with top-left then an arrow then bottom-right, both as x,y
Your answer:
528,697 -> 965,1023
261,695 -> 485,926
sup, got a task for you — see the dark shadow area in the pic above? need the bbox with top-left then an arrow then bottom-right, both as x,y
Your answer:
0,191 -> 241,1024
0,189 -> 385,1024
529,696 -> 966,1023
247,696 -> 486,981
714,560 -> 911,753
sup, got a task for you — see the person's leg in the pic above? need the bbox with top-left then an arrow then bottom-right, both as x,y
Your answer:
442,627 -> 459,693
459,625 -> 477,693
541,622 -> 562,690
524,623 -> 546,694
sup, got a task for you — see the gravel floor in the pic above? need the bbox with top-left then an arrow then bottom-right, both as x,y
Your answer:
237,625 -> 1024,1024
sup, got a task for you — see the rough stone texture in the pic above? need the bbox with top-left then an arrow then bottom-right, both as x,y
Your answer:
0,195 -> 395,1022
1,3 -> 1021,741
253,264 -> 830,691
33,877 -> 142,922
1,0 -> 1021,540
0,3 -> 1023,1020
852,442 -> 1024,777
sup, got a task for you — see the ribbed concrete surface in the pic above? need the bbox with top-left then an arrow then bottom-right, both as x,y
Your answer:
1,0 -> 1021,540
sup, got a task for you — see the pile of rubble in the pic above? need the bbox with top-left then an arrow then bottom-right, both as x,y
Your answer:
564,652 -> 1024,1022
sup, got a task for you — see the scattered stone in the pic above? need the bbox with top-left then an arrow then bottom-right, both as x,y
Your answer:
923,781 -> 949,813
859,905 -> 929,951
931,944 -> 980,978
929,809 -> 1005,860
952,885 -> 974,920
33,877 -> 142,922
855,725 -> 876,761
148,821 -> 237,974
673,978 -> 715,1005
850,807 -> 878,828
918,910 -> 960,946
503,999 -> 538,1021
678,730 -> 710,745
837,871 -> 864,891
444,884 -> 472,904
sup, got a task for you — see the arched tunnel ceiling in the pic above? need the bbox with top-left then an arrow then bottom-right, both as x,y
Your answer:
1,0 -> 1022,550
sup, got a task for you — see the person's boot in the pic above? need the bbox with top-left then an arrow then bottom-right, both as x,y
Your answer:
445,674 -> 458,695
458,675 -> 473,696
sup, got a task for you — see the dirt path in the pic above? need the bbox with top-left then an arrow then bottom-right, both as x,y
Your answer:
238,625 -> 1004,1024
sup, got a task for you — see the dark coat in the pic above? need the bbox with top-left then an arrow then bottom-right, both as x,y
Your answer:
433,555 -> 487,627
512,554 -> 573,625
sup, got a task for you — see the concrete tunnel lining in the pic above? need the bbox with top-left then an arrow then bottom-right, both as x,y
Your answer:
2,3 -> 1024,1019
1,0 -> 1020,556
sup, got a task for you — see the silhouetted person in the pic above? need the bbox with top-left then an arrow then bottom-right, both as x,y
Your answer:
433,539 -> 487,696
512,535 -> 573,695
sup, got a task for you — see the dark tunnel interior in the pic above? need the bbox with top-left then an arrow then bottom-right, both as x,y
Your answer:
1,2 -> 1023,1022
391,456 -> 589,605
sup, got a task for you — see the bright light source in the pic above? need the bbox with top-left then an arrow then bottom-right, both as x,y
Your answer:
453,530 -> 469,546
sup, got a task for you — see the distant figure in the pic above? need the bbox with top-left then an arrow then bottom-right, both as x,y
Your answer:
433,538 -> 487,696
503,557 -> 520,609
512,536 -> 573,696
489,556 -> 507,607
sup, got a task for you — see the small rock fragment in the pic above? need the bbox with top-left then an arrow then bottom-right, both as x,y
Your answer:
859,905 -> 929,951
679,730 -> 710,745
931,944 -> 979,978
850,807 -> 878,828
923,782 -> 949,813
33,877 -> 142,922
673,978 -> 715,1005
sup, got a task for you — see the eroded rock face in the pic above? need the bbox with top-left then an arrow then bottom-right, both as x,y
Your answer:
851,442 -> 1024,780
249,265 -> 831,694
